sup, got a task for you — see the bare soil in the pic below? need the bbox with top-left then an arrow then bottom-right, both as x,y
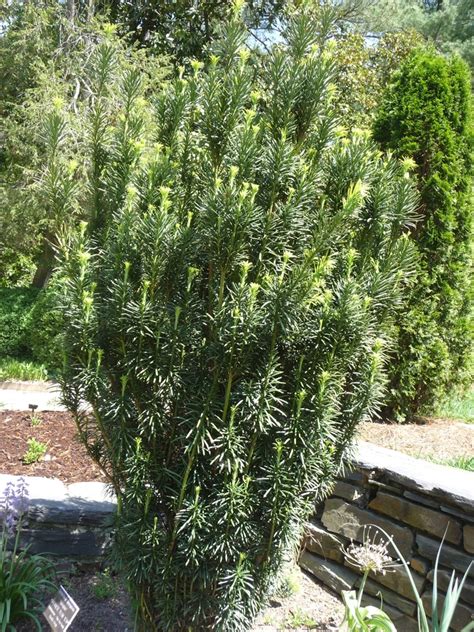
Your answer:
28,566 -> 344,632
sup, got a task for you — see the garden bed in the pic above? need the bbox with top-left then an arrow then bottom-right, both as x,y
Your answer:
0,410 -> 106,483
1,410 -> 472,484
18,566 -> 344,631
358,417 -> 473,468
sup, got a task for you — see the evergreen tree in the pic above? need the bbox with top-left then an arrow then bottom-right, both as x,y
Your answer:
54,6 -> 417,629
374,49 -> 473,420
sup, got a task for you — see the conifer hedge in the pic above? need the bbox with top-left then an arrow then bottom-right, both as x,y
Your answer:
374,49 -> 473,421
55,7 -> 417,630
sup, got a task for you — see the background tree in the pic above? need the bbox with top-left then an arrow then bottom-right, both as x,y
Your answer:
90,0 -> 285,61
373,49 -> 473,420
54,6 -> 417,630
330,29 -> 423,128
359,0 -> 473,77
0,1 -> 167,288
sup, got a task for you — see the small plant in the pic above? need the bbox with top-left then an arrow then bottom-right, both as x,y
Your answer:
276,571 -> 301,599
436,389 -> 474,425
284,608 -> 318,629
0,478 -> 56,629
91,568 -> 117,601
30,414 -> 42,427
343,526 -> 474,632
22,438 -> 47,464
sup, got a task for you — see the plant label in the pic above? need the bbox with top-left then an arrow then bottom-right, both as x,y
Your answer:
43,585 -> 80,631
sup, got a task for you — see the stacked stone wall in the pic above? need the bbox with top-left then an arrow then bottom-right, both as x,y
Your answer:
299,442 -> 474,631
0,474 -> 116,559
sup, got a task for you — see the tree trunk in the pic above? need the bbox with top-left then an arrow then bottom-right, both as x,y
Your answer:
66,0 -> 75,22
32,239 -> 55,289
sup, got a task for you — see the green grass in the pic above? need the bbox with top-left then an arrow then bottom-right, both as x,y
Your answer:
0,356 -> 49,381
420,454 -> 474,472
435,389 -> 474,424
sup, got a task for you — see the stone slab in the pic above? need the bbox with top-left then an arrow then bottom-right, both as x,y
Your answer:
410,556 -> 430,576
422,590 -> 473,631
0,473 -> 116,557
0,474 -> 67,502
369,491 -> 462,544
440,504 -> 474,524
346,558 -> 425,600
20,527 -> 108,557
321,498 -> 414,558
360,594 -> 419,632
355,442 -> 474,512
304,522 -> 345,562
361,577 -> 416,615
464,524 -> 474,554
0,384 -> 65,411
0,380 -> 56,391
299,551 -> 358,593
427,567 -> 474,606
333,481 -> 365,503
417,535 -> 474,577
403,491 -> 439,510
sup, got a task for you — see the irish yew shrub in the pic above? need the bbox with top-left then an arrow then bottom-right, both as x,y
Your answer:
57,9 -> 417,631
374,49 -> 473,421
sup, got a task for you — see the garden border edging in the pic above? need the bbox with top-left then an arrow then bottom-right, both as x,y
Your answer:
0,473 -> 117,557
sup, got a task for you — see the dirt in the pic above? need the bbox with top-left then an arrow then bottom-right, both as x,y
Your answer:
0,410 -> 106,483
25,566 -> 344,632
1,409 -> 471,484
358,417 -> 473,461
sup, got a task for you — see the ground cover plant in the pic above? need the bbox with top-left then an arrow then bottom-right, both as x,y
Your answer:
53,5 -> 418,630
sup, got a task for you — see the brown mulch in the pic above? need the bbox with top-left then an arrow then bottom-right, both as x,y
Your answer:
0,410 -> 106,483
358,417 -> 474,461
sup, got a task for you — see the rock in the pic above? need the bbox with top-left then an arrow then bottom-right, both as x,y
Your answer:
464,525 -> 474,554
304,522 -> 345,562
417,535 -> 474,577
299,551 -> 358,593
0,474 -> 115,558
422,590 -> 473,631
346,559 -> 425,600
360,578 -> 416,616
410,556 -> 430,576
333,481 -> 365,503
440,505 -> 474,524
321,498 -> 414,558
369,492 -> 462,544
359,594 -> 419,632
427,567 -> 474,606
20,527 -> 109,557
354,442 -> 474,513
344,470 -> 370,485
28,481 -> 116,527
404,491 -> 439,509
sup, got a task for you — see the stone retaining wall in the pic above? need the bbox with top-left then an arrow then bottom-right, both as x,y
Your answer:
0,474 -> 116,558
299,441 -> 474,632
